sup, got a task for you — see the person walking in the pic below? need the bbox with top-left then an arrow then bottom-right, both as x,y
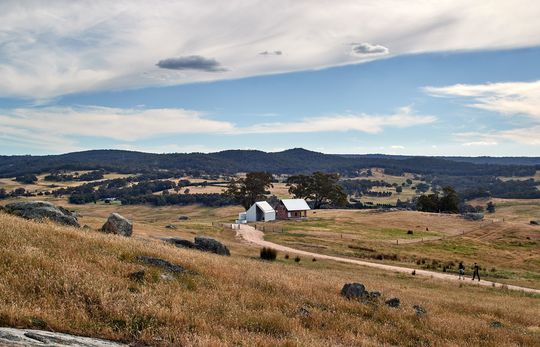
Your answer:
458,261 -> 465,280
472,262 -> 481,281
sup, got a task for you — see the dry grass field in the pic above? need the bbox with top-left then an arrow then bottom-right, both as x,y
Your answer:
1,212 -> 539,346
267,208 -> 540,289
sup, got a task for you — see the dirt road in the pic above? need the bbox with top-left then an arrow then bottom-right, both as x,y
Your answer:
235,224 -> 540,295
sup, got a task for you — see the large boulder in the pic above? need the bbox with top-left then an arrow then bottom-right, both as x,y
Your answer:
194,236 -> 230,256
341,283 -> 366,299
100,213 -> 132,236
2,201 -> 79,227
0,327 -> 126,346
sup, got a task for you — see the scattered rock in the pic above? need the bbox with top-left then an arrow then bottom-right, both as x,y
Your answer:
2,201 -> 79,227
413,305 -> 427,316
82,225 -> 92,230
194,236 -> 230,256
298,306 -> 310,318
160,273 -> 175,281
163,237 -> 196,248
530,220 -> 539,225
490,321 -> 503,328
100,213 -> 132,237
341,283 -> 366,299
0,327 -> 126,346
368,291 -> 382,300
385,298 -> 400,308
136,256 -> 185,273
128,270 -> 145,282
165,224 -> 177,229
178,215 -> 190,221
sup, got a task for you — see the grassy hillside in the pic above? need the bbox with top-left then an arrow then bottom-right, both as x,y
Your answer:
0,212 -> 539,346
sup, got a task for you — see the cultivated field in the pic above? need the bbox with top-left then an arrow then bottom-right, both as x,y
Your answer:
1,212 -> 539,346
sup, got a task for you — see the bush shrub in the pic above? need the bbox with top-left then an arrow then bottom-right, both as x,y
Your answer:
260,247 -> 277,261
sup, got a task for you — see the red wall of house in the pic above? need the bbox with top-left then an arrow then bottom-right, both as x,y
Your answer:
276,204 -> 289,220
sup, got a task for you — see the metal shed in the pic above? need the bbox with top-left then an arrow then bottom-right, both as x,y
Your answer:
246,201 -> 276,222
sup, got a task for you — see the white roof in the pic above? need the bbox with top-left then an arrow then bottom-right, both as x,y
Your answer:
281,199 -> 310,211
254,201 -> 275,213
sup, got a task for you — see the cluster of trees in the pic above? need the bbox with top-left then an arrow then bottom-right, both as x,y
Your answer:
364,191 -> 392,197
44,170 -> 105,182
416,187 -> 460,213
428,175 -> 540,200
14,174 -> 37,184
287,172 -> 347,209
225,172 -> 273,209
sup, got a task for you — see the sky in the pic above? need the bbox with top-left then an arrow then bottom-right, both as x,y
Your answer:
1,1 -> 540,156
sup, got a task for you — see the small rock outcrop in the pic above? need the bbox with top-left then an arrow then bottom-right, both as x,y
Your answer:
341,283 -> 366,299
1,201 -> 79,227
128,270 -> 145,282
178,215 -> 190,220
163,237 -> 196,249
194,236 -> 230,256
0,328 -> 126,346
162,236 -> 230,256
413,305 -> 427,316
100,213 -> 132,236
341,283 -> 382,301
136,256 -> 185,273
385,298 -> 401,308
530,220 -> 539,225
165,224 -> 177,229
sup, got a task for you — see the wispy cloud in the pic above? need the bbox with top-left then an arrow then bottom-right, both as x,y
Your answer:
0,105 -> 435,152
426,80 -> 540,146
237,107 -> 436,134
424,80 -> 540,119
1,1 -> 539,99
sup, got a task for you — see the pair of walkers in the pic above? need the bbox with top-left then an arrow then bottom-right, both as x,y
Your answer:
458,262 -> 481,281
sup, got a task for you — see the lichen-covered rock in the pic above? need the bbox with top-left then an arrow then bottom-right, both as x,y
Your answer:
194,236 -> 230,256
0,328 -> 126,346
100,213 -> 132,237
163,237 -> 196,249
2,201 -> 79,227
136,256 -> 185,273
341,283 -> 366,299
385,297 -> 401,308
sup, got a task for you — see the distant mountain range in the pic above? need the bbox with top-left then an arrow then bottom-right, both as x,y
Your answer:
1,148 -> 539,178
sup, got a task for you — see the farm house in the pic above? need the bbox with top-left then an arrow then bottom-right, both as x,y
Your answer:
245,201 -> 276,222
275,199 -> 310,220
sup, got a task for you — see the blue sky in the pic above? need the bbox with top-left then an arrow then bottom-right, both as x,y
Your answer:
1,1 -> 540,156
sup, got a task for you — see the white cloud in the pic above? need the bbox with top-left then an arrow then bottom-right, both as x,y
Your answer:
427,80 -> 540,146
0,106 -> 234,141
462,141 -> 498,146
0,105 -> 435,152
424,80 -> 540,119
1,1 -> 540,99
390,145 -> 405,149
238,107 -> 436,134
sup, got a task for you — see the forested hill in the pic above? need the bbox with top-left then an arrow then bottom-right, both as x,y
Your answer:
1,148 -> 538,178
341,154 -> 540,166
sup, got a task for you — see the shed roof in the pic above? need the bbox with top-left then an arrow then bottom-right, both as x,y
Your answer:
254,201 -> 275,213
281,199 -> 310,211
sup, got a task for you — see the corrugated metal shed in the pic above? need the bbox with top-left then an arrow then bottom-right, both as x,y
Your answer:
281,199 -> 310,211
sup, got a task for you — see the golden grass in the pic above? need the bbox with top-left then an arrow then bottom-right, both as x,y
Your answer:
1,212 -> 540,346
267,209 -> 540,289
